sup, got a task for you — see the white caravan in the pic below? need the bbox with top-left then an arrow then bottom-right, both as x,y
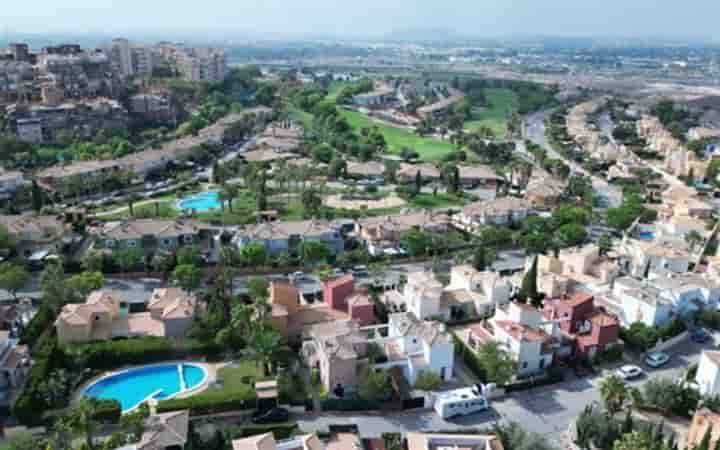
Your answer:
434,385 -> 488,419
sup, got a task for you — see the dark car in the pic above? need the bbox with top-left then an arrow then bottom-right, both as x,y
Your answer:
692,328 -> 711,344
251,407 -> 290,424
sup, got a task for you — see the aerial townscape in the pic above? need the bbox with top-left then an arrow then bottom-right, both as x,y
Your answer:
4,2 -> 720,450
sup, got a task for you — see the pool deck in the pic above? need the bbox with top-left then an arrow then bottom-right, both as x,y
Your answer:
75,360 -> 221,411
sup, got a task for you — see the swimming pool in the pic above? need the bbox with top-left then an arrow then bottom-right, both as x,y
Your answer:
638,231 -> 655,241
84,363 -> 207,412
177,190 -> 221,212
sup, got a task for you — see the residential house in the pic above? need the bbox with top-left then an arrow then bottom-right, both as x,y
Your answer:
352,86 -> 395,108
356,211 -> 451,257
466,302 -> 558,377
55,288 -> 198,344
381,266 -> 511,321
696,351 -> 720,397
608,277 -> 674,327
534,245 -> 620,295
255,124 -> 302,153
232,219 -> 344,256
270,282 -> 350,342
323,275 -> 375,326
524,176 -> 565,210
397,163 -> 441,183
543,293 -> 620,360
232,433 -> 323,450
406,432 -> 503,450
346,161 -> 386,180
302,311 -> 454,391
90,219 -> 208,255
0,214 -> 68,258
118,410 -> 189,450
242,147 -> 297,164
458,165 -> 503,190
455,198 -> 532,230
687,409 -> 720,450
0,331 -> 31,402
618,237 -> 692,278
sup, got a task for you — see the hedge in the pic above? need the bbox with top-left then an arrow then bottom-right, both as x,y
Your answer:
20,303 -> 55,348
67,337 -> 224,370
92,399 -> 121,424
13,336 -> 65,425
157,386 -> 256,416
320,398 -> 380,411
452,333 -> 488,383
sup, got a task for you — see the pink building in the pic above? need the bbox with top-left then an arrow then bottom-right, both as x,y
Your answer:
347,293 -> 375,326
324,275 -> 355,311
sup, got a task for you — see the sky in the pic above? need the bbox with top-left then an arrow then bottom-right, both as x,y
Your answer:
2,0 -> 719,42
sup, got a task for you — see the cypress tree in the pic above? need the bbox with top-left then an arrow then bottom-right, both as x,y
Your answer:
518,255 -> 538,303
473,247 -> 486,272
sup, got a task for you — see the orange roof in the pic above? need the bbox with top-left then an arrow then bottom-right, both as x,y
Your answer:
494,320 -> 550,342
565,292 -> 594,307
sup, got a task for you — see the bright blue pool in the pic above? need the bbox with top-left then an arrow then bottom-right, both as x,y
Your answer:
177,190 -> 221,212
638,231 -> 655,241
84,363 -> 207,412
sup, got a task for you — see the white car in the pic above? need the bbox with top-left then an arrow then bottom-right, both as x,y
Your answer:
616,365 -> 644,380
645,352 -> 670,368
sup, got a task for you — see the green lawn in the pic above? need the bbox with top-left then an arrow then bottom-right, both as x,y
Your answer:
406,193 -> 468,209
464,88 -> 518,138
287,106 -> 314,129
325,81 -> 352,102
340,109 -> 455,162
217,361 -> 267,391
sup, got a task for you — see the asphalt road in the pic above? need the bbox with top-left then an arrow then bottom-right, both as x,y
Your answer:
295,335 -> 714,440
522,109 -> 623,209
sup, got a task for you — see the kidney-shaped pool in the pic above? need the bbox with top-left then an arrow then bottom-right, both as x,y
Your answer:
84,363 -> 207,412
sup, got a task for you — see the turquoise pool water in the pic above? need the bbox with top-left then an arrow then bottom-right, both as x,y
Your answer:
177,190 -> 221,212
84,363 -> 207,411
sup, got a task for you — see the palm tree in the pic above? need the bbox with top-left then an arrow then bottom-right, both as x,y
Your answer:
246,325 -> 284,376
222,184 -> 239,213
599,375 -> 628,417
65,398 -> 100,449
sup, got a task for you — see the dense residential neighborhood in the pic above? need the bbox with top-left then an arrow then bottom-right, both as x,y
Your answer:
2,13 -> 720,450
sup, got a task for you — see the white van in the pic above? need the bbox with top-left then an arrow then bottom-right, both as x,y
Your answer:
434,386 -> 488,419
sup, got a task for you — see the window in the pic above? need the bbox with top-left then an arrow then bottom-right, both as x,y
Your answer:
127,240 -> 137,248
183,235 -> 194,244
105,239 -> 116,248
162,239 -> 172,246
522,362 -> 528,369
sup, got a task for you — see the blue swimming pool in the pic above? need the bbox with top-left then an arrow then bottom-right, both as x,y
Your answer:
638,231 -> 655,241
177,190 -> 221,212
84,363 -> 207,412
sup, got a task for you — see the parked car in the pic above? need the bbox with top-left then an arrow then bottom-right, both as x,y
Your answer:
616,365 -> 644,380
692,328 -> 711,344
288,271 -> 305,282
645,352 -> 670,368
251,407 -> 289,424
351,265 -> 369,277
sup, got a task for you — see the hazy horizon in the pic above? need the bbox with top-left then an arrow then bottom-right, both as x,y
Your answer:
2,0 -> 720,43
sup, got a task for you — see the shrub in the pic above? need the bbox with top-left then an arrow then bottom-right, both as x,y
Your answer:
157,386 -> 256,416
414,371 -> 443,391
67,337 -> 224,370
93,399 -> 121,424
20,303 -> 55,347
594,346 -> 624,365
453,333 -> 487,383
642,377 -> 699,418
698,311 -> 720,331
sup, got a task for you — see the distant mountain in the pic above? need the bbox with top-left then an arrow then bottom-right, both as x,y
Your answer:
383,28 -> 471,44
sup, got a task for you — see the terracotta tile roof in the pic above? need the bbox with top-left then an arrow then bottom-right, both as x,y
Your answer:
494,320 -> 550,343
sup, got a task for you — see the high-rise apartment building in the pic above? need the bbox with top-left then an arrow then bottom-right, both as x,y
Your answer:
176,48 -> 227,83
102,38 -> 154,78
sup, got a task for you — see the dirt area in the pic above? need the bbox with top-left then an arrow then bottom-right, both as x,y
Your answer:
323,194 -> 406,210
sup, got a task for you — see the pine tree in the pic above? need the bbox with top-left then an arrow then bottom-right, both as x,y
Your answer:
473,247 -> 486,272
414,170 -> 422,196
518,255 -> 539,303
31,180 -> 43,213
